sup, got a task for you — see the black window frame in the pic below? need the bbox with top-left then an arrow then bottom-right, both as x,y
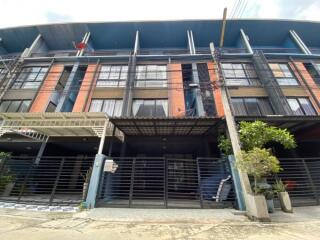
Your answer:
132,99 -> 169,117
221,62 -> 260,86
0,100 -> 31,113
287,97 -> 317,116
231,97 -> 274,116
96,65 -> 128,88
303,62 -> 320,85
269,63 -> 299,86
11,66 -> 49,89
135,65 -> 168,88
89,99 -> 123,117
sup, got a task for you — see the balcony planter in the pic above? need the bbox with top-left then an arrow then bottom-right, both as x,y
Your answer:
1,182 -> 15,197
82,182 -> 89,200
246,193 -> 270,222
273,180 -> 293,213
277,191 -> 293,213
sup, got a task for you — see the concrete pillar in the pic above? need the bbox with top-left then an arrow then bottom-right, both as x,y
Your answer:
35,141 -> 47,165
86,153 -> 105,208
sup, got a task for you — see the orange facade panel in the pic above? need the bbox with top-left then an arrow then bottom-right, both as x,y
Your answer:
29,64 -> 64,112
72,64 -> 98,112
207,62 -> 224,117
290,62 -> 320,114
168,64 -> 186,117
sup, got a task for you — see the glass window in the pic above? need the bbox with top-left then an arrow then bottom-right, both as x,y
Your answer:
303,63 -> 320,85
89,99 -> 123,117
231,98 -> 247,116
0,101 -> 11,112
287,98 -> 304,115
269,63 -> 299,86
11,66 -> 48,89
0,68 -> 7,82
132,99 -> 168,117
135,65 -> 167,87
222,63 -> 259,86
244,98 -> 261,116
287,97 -> 316,116
0,100 -> 31,113
231,98 -> 274,116
299,98 -> 316,116
96,65 -> 128,87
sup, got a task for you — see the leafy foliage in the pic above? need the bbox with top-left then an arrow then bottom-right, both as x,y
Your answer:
0,152 -> 14,191
237,148 -> 282,194
238,121 -> 296,151
217,135 -> 233,156
273,179 -> 287,193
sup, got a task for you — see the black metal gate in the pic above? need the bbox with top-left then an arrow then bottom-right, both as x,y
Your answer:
0,156 -> 94,205
97,157 -> 235,208
270,157 -> 320,207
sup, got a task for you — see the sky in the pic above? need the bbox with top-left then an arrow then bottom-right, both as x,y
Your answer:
0,0 -> 319,28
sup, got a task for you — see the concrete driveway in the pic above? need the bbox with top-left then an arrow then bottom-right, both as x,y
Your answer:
0,207 -> 319,240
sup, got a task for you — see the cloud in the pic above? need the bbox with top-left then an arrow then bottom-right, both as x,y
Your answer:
0,0 -> 318,28
45,12 -> 72,23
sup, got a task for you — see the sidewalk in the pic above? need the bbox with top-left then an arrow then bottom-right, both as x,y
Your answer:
0,206 -> 319,240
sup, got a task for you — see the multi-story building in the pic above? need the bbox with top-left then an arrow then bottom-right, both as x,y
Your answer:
0,20 -> 319,210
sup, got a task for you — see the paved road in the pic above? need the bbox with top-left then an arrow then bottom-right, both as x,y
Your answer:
0,207 -> 319,240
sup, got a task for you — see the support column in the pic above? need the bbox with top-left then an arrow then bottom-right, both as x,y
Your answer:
86,120 -> 108,208
209,42 -> 256,212
289,30 -> 312,55
240,29 -> 253,54
35,141 -> 47,165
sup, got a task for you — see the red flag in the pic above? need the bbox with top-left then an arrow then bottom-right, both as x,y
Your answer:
75,42 -> 87,50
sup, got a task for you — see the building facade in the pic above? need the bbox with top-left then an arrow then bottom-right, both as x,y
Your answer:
0,20 -> 319,209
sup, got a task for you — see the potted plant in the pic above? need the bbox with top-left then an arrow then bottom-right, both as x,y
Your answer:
0,152 -> 15,197
237,147 -> 282,220
273,179 -> 293,213
81,167 -> 92,200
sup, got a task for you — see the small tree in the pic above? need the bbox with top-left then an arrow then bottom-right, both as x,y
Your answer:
218,121 -> 296,154
238,121 -> 296,151
237,148 -> 282,194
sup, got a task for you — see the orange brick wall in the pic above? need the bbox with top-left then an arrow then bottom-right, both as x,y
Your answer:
29,64 -> 64,112
289,62 -> 320,114
207,62 -> 225,117
72,64 -> 98,112
168,64 -> 186,117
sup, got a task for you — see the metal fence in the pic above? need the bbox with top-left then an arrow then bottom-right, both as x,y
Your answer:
97,157 -> 235,209
0,156 -> 94,205
270,157 -> 320,207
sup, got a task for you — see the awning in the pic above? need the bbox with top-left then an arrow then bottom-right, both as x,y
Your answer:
234,115 -> 320,132
0,112 -> 123,141
109,117 -> 223,136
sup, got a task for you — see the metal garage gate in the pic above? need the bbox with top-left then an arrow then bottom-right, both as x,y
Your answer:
0,156 -> 94,205
96,157 -> 235,208
270,157 -> 320,207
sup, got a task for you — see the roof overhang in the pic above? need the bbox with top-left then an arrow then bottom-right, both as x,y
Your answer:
0,112 -> 123,141
234,115 -> 320,132
109,117 -> 223,136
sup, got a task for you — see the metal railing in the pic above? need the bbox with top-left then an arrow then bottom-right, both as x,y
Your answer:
97,157 -> 235,209
269,157 -> 320,207
0,156 -> 94,205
